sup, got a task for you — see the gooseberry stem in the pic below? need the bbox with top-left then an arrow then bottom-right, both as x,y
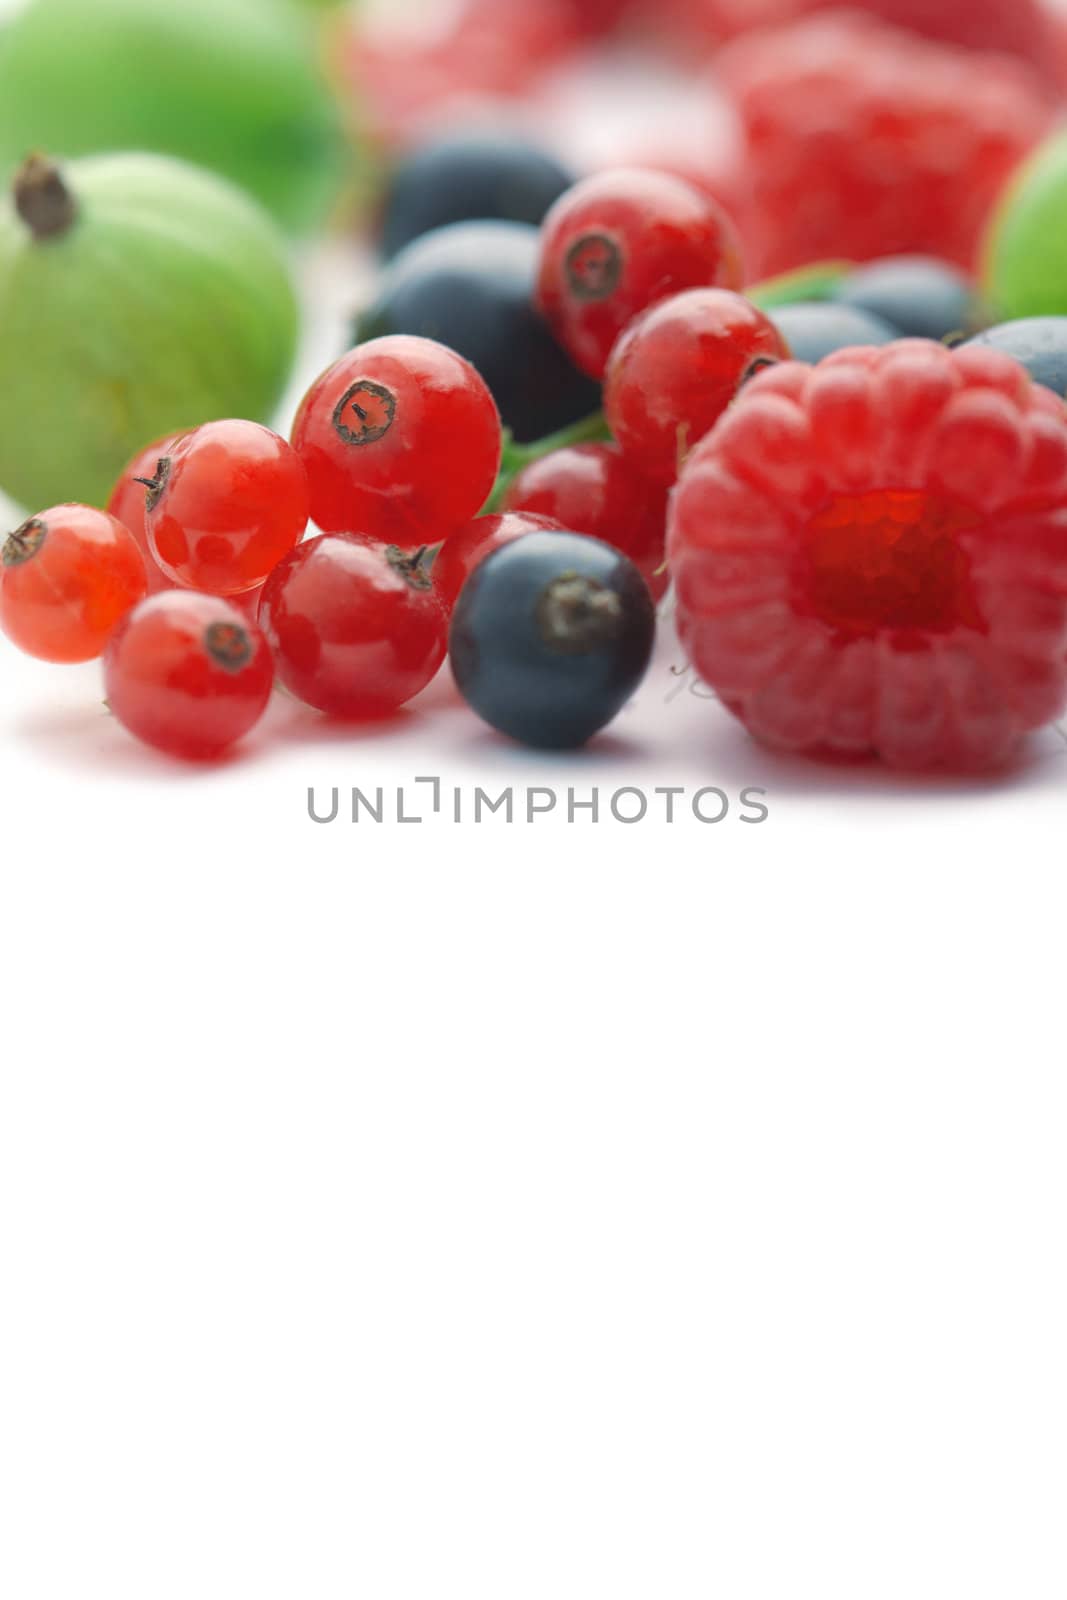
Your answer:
14,154 -> 78,241
482,409 -> 612,515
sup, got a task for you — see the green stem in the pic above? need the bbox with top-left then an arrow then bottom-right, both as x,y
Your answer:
483,410 -> 612,515
14,153 -> 78,241
747,260 -> 854,311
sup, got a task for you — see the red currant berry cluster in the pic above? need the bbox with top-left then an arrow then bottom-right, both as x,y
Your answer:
0,325 -> 668,758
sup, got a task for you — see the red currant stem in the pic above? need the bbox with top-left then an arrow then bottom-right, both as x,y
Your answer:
746,259 -> 854,311
14,153 -> 78,240
2,517 -> 46,567
133,457 -> 173,512
385,543 -> 433,591
482,410 -> 612,515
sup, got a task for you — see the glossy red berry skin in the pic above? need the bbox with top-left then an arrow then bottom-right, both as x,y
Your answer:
431,512 -> 561,610
260,534 -> 448,718
145,420 -> 309,596
504,443 -> 671,599
104,591 -> 275,760
535,168 -> 745,379
605,289 -> 790,485
0,504 -> 147,663
290,335 -> 503,547
232,583 -> 266,621
670,341 -> 1067,769
107,434 -> 185,595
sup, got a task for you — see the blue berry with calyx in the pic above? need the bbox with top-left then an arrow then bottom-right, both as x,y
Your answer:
449,530 -> 656,749
833,255 -> 984,341
356,220 -> 601,443
379,129 -> 578,260
965,318 -> 1067,398
768,301 -> 897,363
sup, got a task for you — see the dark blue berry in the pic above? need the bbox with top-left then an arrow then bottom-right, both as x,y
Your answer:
770,302 -> 897,364
965,318 -> 1067,398
356,220 -> 602,444
834,256 -> 983,342
449,530 -> 656,749
379,130 -> 578,260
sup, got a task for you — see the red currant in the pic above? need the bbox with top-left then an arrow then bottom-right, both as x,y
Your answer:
104,591 -> 275,760
144,420 -> 309,596
290,335 -> 503,547
260,534 -> 449,718
431,512 -> 561,610
604,288 -> 789,484
0,504 -> 147,663
503,443 -> 671,598
232,583 -> 266,621
107,434 -> 186,595
535,168 -> 745,379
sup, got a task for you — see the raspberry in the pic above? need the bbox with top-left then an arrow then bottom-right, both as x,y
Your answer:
669,340 -> 1067,769
1051,8 -> 1067,97
558,0 -> 633,34
719,14 -> 1052,278
663,0 -> 807,47
856,0 -> 1053,63
345,0 -> 580,149
666,0 -> 1055,71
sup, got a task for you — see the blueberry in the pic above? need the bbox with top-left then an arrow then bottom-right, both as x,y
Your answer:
834,256 -> 983,342
771,302 -> 898,364
965,318 -> 1067,398
379,130 -> 578,260
356,220 -> 602,443
449,530 -> 656,749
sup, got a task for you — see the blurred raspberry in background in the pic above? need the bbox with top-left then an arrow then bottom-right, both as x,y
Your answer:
662,0 -> 1057,71
346,0 -> 1063,290
716,12 -> 1054,277
345,0 -> 582,148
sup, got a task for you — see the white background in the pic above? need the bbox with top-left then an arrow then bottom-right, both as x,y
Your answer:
2,4 -> 1067,1596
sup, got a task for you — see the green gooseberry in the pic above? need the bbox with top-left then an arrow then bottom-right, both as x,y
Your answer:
0,0 -> 349,236
983,130 -> 1067,320
0,151 -> 299,512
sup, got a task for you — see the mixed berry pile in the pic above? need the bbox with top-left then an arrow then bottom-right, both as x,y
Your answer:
9,3 -> 1067,772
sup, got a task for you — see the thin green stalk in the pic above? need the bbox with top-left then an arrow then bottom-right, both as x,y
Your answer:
483,411 -> 612,515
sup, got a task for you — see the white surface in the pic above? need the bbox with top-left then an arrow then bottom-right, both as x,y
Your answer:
2,80 -> 1067,1600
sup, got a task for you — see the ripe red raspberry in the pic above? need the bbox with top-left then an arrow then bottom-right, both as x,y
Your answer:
718,13 -> 1053,278
1049,7 -> 1067,96
663,0 -> 805,46
558,0 -> 633,35
665,0 -> 1055,72
669,340 -> 1067,770
345,0 -> 580,149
